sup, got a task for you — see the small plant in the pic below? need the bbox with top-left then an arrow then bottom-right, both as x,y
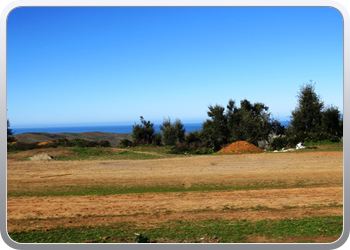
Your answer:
270,136 -> 288,150
99,140 -> 111,147
134,234 -> 150,243
119,139 -> 133,148
222,205 -> 230,210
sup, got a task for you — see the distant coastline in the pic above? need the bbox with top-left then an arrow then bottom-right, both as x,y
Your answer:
11,123 -> 203,135
12,121 -> 290,135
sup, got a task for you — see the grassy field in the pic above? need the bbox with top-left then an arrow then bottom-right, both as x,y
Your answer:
9,216 -> 342,243
7,141 -> 343,244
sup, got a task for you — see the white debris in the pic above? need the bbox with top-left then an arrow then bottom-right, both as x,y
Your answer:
295,142 -> 306,150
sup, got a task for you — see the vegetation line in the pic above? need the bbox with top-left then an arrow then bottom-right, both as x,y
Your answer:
7,182 -> 340,198
8,216 -> 343,243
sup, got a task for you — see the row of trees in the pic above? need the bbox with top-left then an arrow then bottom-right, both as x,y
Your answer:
7,81 -> 342,151
288,82 -> 342,140
131,116 -> 185,146
130,81 -> 342,151
270,82 -> 343,149
131,98 -> 284,151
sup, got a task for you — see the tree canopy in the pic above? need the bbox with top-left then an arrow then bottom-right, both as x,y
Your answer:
160,117 -> 185,146
201,99 -> 283,150
132,116 -> 159,145
288,81 -> 342,142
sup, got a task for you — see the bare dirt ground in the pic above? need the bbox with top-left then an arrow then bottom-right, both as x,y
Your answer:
7,151 -> 343,234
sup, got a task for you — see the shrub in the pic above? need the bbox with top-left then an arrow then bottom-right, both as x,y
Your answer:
119,139 -> 133,148
134,234 -> 150,243
167,142 -> 214,155
54,138 -> 71,147
270,136 -> 288,150
132,116 -> 156,145
185,130 -> 202,145
152,132 -> 163,146
99,140 -> 111,147
7,142 -> 39,151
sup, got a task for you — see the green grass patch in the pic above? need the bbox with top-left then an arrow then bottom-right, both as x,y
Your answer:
303,140 -> 343,146
52,147 -> 165,161
7,179 -> 334,197
9,216 -> 343,243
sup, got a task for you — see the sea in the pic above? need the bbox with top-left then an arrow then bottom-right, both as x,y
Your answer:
11,123 -> 203,135
12,121 -> 290,135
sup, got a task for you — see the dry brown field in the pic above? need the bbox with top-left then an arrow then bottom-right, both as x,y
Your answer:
7,149 -> 343,243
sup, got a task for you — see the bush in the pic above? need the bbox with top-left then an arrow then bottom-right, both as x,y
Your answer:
270,136 -> 288,150
7,142 -> 39,151
54,138 -> 71,147
134,234 -> 150,243
152,132 -> 163,146
167,142 -> 214,155
185,131 -> 202,145
69,139 -> 98,147
99,140 -> 111,147
119,139 -> 133,148
8,137 -> 111,151
7,136 -> 16,143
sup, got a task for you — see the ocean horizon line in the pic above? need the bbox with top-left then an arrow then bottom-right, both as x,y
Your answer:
11,121 -> 290,135
11,123 -> 204,135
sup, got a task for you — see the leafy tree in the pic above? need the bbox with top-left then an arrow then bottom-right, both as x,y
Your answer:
201,99 -> 280,150
7,119 -> 16,142
321,105 -> 343,138
153,132 -> 163,146
230,99 -> 282,146
160,117 -> 185,146
7,119 -> 13,136
289,81 -> 324,134
287,81 -> 342,142
132,116 -> 156,145
185,130 -> 202,145
201,104 -> 230,150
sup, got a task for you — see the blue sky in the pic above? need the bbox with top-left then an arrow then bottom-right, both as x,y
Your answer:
7,7 -> 343,128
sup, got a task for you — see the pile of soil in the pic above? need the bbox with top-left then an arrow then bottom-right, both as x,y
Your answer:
37,141 -> 53,146
219,141 -> 263,154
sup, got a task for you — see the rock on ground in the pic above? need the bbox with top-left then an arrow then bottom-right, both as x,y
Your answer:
29,153 -> 54,161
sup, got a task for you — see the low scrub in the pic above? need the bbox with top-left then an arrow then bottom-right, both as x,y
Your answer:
7,138 -> 111,152
269,135 -> 343,151
7,142 -> 39,151
119,139 -> 134,148
167,142 -> 214,155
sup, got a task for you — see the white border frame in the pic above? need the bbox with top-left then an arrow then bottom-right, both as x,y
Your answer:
1,1 -> 348,250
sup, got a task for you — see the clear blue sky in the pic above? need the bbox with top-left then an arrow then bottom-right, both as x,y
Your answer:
7,7 -> 343,128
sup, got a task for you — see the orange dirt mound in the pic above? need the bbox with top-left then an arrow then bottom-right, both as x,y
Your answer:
37,141 -> 53,146
219,141 -> 263,154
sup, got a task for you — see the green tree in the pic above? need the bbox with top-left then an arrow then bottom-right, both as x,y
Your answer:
288,81 -> 342,142
7,119 -> 16,142
201,99 -> 280,150
289,81 -> 324,134
321,105 -> 343,139
132,116 -> 156,145
201,104 -> 230,150
228,99 -> 275,146
160,117 -> 185,146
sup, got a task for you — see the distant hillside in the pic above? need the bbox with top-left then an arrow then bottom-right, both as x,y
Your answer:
13,132 -> 132,147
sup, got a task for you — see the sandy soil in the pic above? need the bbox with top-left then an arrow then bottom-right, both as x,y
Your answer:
7,151 -> 343,232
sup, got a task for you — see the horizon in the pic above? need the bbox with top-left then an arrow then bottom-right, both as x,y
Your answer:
10,119 -> 291,130
7,7 -> 343,128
